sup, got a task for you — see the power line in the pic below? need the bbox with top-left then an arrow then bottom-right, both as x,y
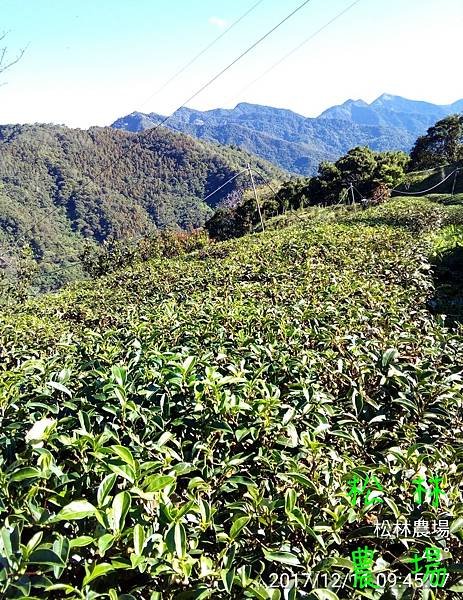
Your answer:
250,167 -> 280,197
138,0 -> 267,110
3,0 -> 315,267
351,184 -> 365,200
391,168 -> 460,195
113,0 -> 315,155
335,187 -> 349,207
451,168 -> 458,195
229,0 -> 362,103
171,0 -> 314,116
203,169 -> 249,202
248,162 -> 265,231
249,167 -> 294,217
26,161 -> 458,282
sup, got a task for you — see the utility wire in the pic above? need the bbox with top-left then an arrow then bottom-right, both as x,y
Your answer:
391,168 -> 460,195
28,167 -> 273,277
230,0 -> 362,103
352,184 -> 365,199
162,0 -> 314,119
29,159 -> 459,280
335,187 -> 349,207
139,0 -> 267,110
203,169 -> 249,202
10,165 -> 457,275
2,0 -> 315,267
250,167 -> 280,196
250,166 -> 292,216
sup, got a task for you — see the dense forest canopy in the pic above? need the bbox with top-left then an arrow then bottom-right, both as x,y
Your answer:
0,124 -> 281,288
409,114 -> 463,170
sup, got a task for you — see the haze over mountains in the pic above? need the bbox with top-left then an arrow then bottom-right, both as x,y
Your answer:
112,94 -> 463,175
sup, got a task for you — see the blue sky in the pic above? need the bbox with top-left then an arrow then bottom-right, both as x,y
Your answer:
1,0 -> 462,127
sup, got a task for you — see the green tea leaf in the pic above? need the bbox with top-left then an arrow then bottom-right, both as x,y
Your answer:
10,467 -> 42,481
47,381 -> 72,397
450,517 -> 463,534
230,516 -> 250,540
143,474 -> 175,492
112,491 -> 131,533
110,445 -> 137,469
133,523 -> 145,555
98,533 -> 116,555
52,500 -> 96,522
263,550 -> 300,566
97,473 -> 117,507
29,549 -> 64,566
174,522 -> 187,558
83,562 -> 115,586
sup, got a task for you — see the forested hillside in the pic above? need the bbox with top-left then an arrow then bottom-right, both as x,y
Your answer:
112,105 -> 411,176
0,124 -> 281,288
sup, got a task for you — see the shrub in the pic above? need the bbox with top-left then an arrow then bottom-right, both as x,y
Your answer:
0,198 -> 462,599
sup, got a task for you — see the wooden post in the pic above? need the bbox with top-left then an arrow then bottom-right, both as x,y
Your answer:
248,163 -> 265,232
350,184 -> 355,205
451,169 -> 458,196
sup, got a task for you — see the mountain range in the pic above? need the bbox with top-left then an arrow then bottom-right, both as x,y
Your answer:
112,94 -> 463,175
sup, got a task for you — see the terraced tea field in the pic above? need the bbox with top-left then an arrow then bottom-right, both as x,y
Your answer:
0,196 -> 462,599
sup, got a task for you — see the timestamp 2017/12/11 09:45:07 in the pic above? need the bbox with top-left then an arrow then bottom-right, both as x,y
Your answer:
267,570 -> 449,591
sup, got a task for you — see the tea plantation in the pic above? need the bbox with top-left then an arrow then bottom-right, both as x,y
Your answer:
0,196 -> 462,599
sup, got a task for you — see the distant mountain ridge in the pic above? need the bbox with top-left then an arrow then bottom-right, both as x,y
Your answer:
319,93 -> 463,130
112,94 -> 463,175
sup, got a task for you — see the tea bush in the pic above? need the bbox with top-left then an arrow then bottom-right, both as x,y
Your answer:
0,197 -> 462,599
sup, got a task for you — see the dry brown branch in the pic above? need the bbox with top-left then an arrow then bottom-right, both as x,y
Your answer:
0,30 -> 27,77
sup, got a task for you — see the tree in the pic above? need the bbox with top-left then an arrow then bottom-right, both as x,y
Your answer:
0,31 -> 27,81
373,151 -> 410,188
206,148 -> 409,240
409,114 -> 463,171
306,147 -> 409,205
205,206 -> 243,240
206,185 -> 284,241
277,178 -> 310,211
0,245 -> 38,305
307,161 -> 343,205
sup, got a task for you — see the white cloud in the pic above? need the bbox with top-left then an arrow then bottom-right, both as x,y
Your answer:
208,16 -> 228,30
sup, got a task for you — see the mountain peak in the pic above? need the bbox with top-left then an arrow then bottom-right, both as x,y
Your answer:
234,102 -> 258,110
112,94 -> 463,176
343,98 -> 368,107
373,93 -> 400,103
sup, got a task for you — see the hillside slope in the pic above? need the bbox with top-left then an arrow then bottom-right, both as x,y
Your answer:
0,196 -> 462,598
112,95 -> 463,175
0,123 -> 281,287
394,161 -> 463,196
